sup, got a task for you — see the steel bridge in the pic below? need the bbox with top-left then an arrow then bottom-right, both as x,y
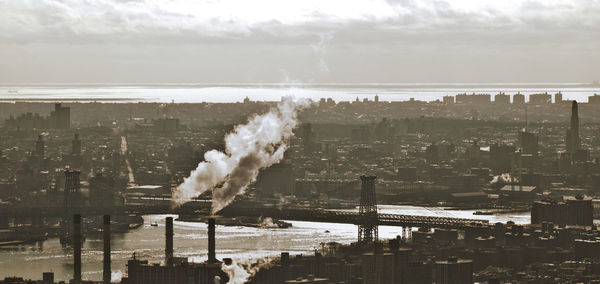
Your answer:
0,204 -> 487,229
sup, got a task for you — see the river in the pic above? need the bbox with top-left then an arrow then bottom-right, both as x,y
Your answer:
0,205 -> 530,282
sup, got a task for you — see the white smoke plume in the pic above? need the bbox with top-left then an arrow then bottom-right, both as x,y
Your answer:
310,32 -> 334,74
221,260 -> 251,284
173,97 -> 311,213
490,173 -> 513,184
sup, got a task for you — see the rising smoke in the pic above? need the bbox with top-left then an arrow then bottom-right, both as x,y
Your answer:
173,97 -> 311,213
311,32 -> 334,74
221,260 -> 251,284
490,173 -> 514,184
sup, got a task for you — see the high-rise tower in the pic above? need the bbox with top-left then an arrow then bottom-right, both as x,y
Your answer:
72,134 -> 81,156
35,135 -> 44,157
51,103 -> 71,129
566,101 -> 581,153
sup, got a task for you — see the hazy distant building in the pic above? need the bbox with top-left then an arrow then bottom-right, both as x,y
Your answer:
72,134 -> 81,156
168,142 -> 195,172
112,151 -> 121,175
351,125 -> 371,142
443,95 -> 454,104
513,93 -> 525,104
35,135 -> 45,158
490,144 -> 515,173
456,93 -> 491,105
397,167 -> 417,182
519,132 -> 538,157
374,118 -> 393,141
588,93 -> 600,104
426,143 -> 455,165
529,93 -> 551,105
153,118 -> 179,133
50,103 -> 70,129
4,104 -> 70,129
494,93 -> 510,104
255,163 -> 294,196
4,113 -> 51,130
301,123 -> 315,154
555,92 -> 563,104
89,172 -> 117,207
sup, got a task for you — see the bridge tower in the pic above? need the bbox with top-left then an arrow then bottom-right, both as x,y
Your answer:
358,175 -> 378,243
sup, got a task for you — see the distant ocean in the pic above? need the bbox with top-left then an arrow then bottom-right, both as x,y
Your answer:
1,83 -> 599,103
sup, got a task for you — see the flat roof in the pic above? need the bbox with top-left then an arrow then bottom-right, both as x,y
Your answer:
500,185 -> 536,192
127,185 -> 164,190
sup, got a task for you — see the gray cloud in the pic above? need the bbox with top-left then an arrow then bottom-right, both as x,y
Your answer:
0,0 -> 599,83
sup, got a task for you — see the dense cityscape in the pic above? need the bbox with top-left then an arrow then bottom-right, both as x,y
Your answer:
1,91 -> 600,283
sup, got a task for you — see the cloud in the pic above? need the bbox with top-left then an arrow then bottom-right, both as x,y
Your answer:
1,0 -> 599,43
1,0 -> 599,83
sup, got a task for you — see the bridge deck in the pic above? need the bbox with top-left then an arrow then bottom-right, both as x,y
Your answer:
0,204 -> 487,229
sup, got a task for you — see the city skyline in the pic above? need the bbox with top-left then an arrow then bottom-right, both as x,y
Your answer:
3,1 -> 600,283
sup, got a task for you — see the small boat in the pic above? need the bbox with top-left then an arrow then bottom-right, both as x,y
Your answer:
473,211 -> 493,215
324,230 -> 330,233
150,222 -> 158,227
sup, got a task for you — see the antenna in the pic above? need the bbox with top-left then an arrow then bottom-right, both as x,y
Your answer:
525,104 -> 528,132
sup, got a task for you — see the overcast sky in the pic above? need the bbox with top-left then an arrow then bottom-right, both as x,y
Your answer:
1,0 -> 599,84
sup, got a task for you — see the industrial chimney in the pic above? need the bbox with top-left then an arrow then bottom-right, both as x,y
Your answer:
73,214 -> 82,284
103,215 -> 111,284
165,217 -> 173,266
208,218 -> 216,264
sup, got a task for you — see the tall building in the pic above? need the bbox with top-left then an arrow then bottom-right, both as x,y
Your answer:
72,134 -> 81,156
589,93 -> 600,104
35,135 -> 45,157
513,93 -> 525,104
443,95 -> 454,104
255,163 -> 294,196
555,92 -> 563,104
494,93 -> 510,104
51,103 -> 71,129
302,123 -> 315,154
529,93 -> 551,105
455,93 -> 491,105
112,151 -> 121,175
566,101 -> 581,154
89,172 -> 116,207
519,132 -> 538,157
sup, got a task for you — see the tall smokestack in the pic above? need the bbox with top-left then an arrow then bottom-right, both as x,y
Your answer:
208,218 -> 216,264
281,252 -> 290,267
73,214 -> 82,284
103,215 -> 111,284
165,217 -> 173,266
